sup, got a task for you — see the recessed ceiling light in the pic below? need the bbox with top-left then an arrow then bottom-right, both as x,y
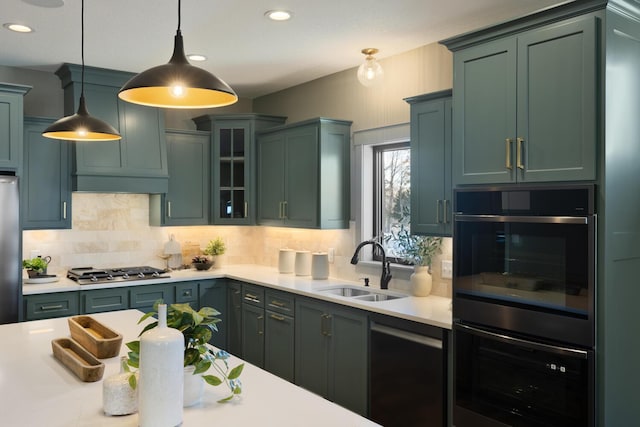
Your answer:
3,23 -> 34,33
187,54 -> 207,62
265,10 -> 292,21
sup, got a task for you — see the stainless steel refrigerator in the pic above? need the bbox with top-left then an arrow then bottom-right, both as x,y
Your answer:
0,175 -> 21,324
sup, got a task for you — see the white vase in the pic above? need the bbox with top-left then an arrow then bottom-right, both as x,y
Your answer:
410,266 -> 432,297
183,365 -> 205,407
103,356 -> 138,416
138,304 -> 184,427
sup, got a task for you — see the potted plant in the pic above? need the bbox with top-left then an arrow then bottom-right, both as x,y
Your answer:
22,256 -> 51,278
191,255 -> 213,271
203,237 -> 226,269
125,301 -> 244,405
391,227 -> 443,296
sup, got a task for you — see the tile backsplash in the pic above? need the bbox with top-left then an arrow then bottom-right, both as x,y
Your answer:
23,193 -> 452,297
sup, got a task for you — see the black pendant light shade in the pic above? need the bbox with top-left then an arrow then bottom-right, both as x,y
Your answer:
118,1 -> 238,109
43,94 -> 121,141
42,0 -> 121,142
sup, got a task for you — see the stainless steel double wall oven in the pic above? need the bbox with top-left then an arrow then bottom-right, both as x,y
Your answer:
453,185 -> 595,427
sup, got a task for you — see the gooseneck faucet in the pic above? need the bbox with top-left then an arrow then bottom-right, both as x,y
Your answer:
350,239 -> 392,290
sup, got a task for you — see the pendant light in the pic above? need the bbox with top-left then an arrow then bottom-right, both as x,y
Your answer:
357,48 -> 384,88
42,0 -> 121,141
118,0 -> 237,109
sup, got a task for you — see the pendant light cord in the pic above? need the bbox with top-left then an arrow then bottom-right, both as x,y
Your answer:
80,0 -> 85,97
177,0 -> 181,32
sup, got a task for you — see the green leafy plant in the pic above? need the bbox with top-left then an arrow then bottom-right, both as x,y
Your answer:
22,257 -> 49,273
125,301 -> 244,403
389,226 -> 443,268
191,255 -> 210,264
203,238 -> 226,256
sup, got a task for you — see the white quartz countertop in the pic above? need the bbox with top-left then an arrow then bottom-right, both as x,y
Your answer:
24,264 -> 452,329
0,310 -> 379,427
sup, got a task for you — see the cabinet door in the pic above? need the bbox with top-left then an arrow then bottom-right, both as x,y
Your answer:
284,126 -> 318,227
227,281 -> 243,356
257,132 -> 286,225
516,16 -> 597,182
81,288 -> 129,314
265,310 -> 295,382
241,303 -> 265,368
453,37 -> 517,185
159,131 -> 210,225
24,292 -> 79,321
198,280 -> 227,350
295,299 -> 330,398
176,281 -> 199,305
119,101 -> 167,177
213,121 -> 252,224
410,97 -> 452,236
0,86 -> 27,171
329,307 -> 369,416
129,284 -> 175,313
22,117 -> 72,229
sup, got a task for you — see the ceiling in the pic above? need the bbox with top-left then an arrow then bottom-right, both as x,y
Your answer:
3,0 -> 569,99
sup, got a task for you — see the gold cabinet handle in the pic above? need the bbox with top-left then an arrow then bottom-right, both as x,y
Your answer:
41,304 -> 63,311
62,201 -> 67,220
278,201 -> 283,219
443,199 -> 449,224
167,201 -> 172,218
436,200 -> 441,224
270,313 -> 286,321
244,202 -> 248,218
517,137 -> 525,170
505,138 -> 513,170
258,315 -> 264,335
270,300 -> 285,307
282,201 -> 288,219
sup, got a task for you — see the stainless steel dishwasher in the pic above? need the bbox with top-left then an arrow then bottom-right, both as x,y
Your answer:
369,313 -> 447,427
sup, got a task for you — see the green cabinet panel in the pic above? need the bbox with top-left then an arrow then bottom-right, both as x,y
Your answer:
176,281 -> 199,305
193,114 -> 286,225
22,117 -> 72,230
242,303 -> 265,368
295,298 -> 368,416
129,284 -> 175,313
406,90 -> 452,236
24,292 -> 79,321
55,64 -> 168,193
198,280 -> 227,350
257,118 -> 351,229
264,290 -> 295,382
81,288 -> 128,314
0,83 -> 30,172
149,130 -> 210,226
227,281 -> 243,356
451,16 -> 597,184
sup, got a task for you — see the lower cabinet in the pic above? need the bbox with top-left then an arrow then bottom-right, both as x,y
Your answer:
197,280 -> 226,349
129,284 -> 175,313
227,281 -> 243,356
241,283 -> 265,367
265,289 -> 295,382
24,292 -> 79,320
295,297 -> 369,416
81,288 -> 128,314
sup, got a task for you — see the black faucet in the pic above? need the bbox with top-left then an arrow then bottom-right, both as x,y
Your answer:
350,240 -> 392,290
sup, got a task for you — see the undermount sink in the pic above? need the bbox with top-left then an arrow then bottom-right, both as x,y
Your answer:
314,285 -> 407,302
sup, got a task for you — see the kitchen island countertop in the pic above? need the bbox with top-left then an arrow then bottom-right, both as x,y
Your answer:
23,264 -> 452,329
0,309 -> 379,427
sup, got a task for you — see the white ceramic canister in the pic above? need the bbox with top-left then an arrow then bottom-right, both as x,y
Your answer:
294,251 -> 312,276
278,249 -> 296,274
138,304 -> 184,427
311,252 -> 329,280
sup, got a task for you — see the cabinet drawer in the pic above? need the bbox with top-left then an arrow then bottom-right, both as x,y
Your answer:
242,283 -> 265,307
24,292 -> 79,320
81,288 -> 128,314
175,282 -> 199,305
129,284 -> 174,312
266,289 -> 295,316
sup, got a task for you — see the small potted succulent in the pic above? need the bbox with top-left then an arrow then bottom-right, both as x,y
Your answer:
202,237 -> 226,269
191,255 -> 213,271
22,256 -> 51,278
125,301 -> 244,405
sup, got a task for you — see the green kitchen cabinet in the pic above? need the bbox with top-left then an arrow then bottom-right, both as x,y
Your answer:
55,64 -> 168,193
257,118 -> 351,229
227,280 -> 243,356
176,281 -> 199,305
81,287 -> 129,314
405,90 -> 452,236
24,292 -> 79,321
447,15 -> 597,185
22,117 -> 72,230
129,283 -> 175,313
0,83 -> 30,173
149,130 -> 210,226
241,283 -> 265,367
193,114 -> 287,225
198,280 -> 227,350
295,297 -> 368,416
264,289 -> 295,382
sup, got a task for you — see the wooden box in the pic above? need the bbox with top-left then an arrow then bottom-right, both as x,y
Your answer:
51,338 -> 105,382
68,315 -> 123,359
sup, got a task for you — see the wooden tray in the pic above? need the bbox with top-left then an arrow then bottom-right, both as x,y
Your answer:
68,315 -> 123,359
51,338 -> 105,382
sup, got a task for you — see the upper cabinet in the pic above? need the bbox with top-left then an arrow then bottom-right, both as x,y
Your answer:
193,114 -> 286,225
0,83 -> 30,173
257,118 -> 352,229
444,15 -> 597,185
22,117 -> 72,229
55,64 -> 168,193
405,90 -> 452,236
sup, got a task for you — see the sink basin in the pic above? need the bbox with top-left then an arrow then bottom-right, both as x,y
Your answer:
314,285 -> 408,302
352,293 -> 404,302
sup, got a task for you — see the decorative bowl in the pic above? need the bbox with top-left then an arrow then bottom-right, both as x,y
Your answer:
193,261 -> 213,271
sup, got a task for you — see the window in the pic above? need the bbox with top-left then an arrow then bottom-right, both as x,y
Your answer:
373,142 -> 411,262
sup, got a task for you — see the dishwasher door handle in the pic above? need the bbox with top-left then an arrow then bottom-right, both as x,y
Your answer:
371,322 -> 442,350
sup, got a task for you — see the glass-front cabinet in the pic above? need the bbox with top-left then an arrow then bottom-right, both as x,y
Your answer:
193,114 -> 286,225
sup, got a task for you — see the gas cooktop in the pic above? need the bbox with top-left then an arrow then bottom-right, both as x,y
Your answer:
67,266 -> 169,285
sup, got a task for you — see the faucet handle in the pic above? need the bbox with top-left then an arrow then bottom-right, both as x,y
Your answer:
359,277 -> 370,287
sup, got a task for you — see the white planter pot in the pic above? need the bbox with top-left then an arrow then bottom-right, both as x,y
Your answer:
183,365 -> 205,407
410,266 -> 432,297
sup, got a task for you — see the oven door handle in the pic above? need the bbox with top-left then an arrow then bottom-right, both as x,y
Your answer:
456,323 -> 588,359
455,214 -> 590,225
371,323 -> 442,350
